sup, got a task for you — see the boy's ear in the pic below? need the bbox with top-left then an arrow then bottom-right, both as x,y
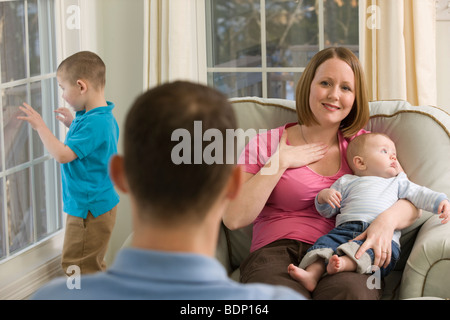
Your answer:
352,156 -> 366,171
109,155 -> 129,193
76,79 -> 88,94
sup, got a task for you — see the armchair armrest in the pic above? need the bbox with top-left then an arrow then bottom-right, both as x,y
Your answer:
399,215 -> 450,299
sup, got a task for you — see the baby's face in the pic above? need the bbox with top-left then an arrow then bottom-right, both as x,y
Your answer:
361,135 -> 400,178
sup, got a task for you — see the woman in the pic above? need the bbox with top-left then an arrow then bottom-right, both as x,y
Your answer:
223,47 -> 419,299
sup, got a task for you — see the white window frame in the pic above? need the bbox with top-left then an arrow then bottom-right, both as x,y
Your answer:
204,0 -> 358,99
0,0 -> 87,299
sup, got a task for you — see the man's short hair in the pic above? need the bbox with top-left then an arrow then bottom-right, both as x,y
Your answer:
57,51 -> 106,90
123,81 -> 237,224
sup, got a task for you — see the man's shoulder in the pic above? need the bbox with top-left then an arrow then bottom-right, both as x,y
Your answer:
31,273 -> 305,300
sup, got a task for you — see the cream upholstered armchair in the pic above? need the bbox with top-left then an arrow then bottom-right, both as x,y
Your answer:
215,97 -> 450,300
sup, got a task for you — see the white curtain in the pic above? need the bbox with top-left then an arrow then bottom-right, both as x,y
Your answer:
360,0 -> 437,106
145,0 -> 207,89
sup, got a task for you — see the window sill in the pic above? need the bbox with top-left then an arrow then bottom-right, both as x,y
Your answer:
0,231 -> 65,300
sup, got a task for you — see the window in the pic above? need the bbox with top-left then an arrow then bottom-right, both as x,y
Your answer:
0,0 -> 62,262
206,0 -> 359,99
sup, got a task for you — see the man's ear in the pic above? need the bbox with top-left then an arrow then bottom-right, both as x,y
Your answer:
76,79 -> 88,94
352,156 -> 366,171
110,155 -> 129,193
225,165 -> 243,200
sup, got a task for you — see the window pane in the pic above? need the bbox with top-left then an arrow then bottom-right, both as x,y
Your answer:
34,162 -> 47,240
267,72 -> 302,100
28,0 -> 41,76
324,0 -> 359,53
0,0 -> 27,83
30,81 -> 44,158
2,84 -> 30,169
208,0 -> 261,68
7,168 -> 33,254
30,78 -> 59,158
35,160 -> 60,240
209,72 -> 262,98
29,0 -> 57,75
0,0 -> 61,265
0,179 -> 4,259
266,0 -> 318,67
206,1 -> 359,99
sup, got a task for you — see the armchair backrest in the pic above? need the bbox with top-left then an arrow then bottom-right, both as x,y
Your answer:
226,97 -> 450,270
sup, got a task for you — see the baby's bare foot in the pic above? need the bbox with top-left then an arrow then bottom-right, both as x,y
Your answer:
326,255 -> 343,274
287,264 -> 318,292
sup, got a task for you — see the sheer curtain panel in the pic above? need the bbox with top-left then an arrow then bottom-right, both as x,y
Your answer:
360,0 -> 437,106
145,0 -> 206,88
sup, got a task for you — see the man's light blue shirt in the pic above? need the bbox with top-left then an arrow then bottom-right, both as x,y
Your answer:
61,101 -> 119,218
32,248 -> 305,300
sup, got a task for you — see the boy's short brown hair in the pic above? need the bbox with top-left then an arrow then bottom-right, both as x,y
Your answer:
57,51 -> 106,90
123,81 -> 237,225
295,47 -> 370,138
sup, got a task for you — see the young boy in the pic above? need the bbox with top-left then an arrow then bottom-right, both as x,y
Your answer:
18,51 -> 119,275
31,81 -> 305,300
287,132 -> 450,292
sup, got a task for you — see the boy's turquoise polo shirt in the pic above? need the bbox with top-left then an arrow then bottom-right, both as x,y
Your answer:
61,101 -> 120,218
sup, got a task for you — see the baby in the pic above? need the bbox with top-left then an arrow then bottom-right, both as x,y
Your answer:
288,132 -> 449,292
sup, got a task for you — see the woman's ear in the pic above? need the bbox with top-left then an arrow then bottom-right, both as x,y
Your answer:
109,155 -> 129,193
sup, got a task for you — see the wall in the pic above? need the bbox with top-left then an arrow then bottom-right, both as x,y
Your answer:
102,0 -> 145,264
84,0 -> 145,265
436,20 -> 450,113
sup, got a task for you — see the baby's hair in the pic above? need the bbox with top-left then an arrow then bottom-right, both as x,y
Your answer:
57,51 -> 106,90
347,132 -> 392,171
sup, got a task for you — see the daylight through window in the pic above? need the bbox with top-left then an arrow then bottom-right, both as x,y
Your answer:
0,0 -> 62,261
206,0 -> 359,99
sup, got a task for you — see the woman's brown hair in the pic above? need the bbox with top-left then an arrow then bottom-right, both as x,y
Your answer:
295,47 -> 369,138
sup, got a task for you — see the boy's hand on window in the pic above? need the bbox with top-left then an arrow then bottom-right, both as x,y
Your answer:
17,102 -> 47,131
54,107 -> 74,128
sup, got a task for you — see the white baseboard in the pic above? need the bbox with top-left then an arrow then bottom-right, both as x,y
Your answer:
0,255 -> 64,300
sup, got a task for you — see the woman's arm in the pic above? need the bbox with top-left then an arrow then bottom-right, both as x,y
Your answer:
223,130 -> 328,230
223,163 -> 285,230
353,199 -> 421,268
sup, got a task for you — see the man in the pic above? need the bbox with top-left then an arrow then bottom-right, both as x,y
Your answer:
32,81 -> 305,300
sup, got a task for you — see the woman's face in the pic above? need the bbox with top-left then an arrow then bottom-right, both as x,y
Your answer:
309,57 -> 355,127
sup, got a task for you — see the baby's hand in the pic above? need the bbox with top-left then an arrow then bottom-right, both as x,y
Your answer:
318,188 -> 342,209
54,107 -> 74,128
438,199 -> 450,224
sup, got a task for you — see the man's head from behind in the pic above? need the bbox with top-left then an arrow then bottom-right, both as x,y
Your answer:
112,81 -> 239,226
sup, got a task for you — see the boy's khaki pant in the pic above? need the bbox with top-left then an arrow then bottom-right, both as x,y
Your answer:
61,206 -> 117,275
